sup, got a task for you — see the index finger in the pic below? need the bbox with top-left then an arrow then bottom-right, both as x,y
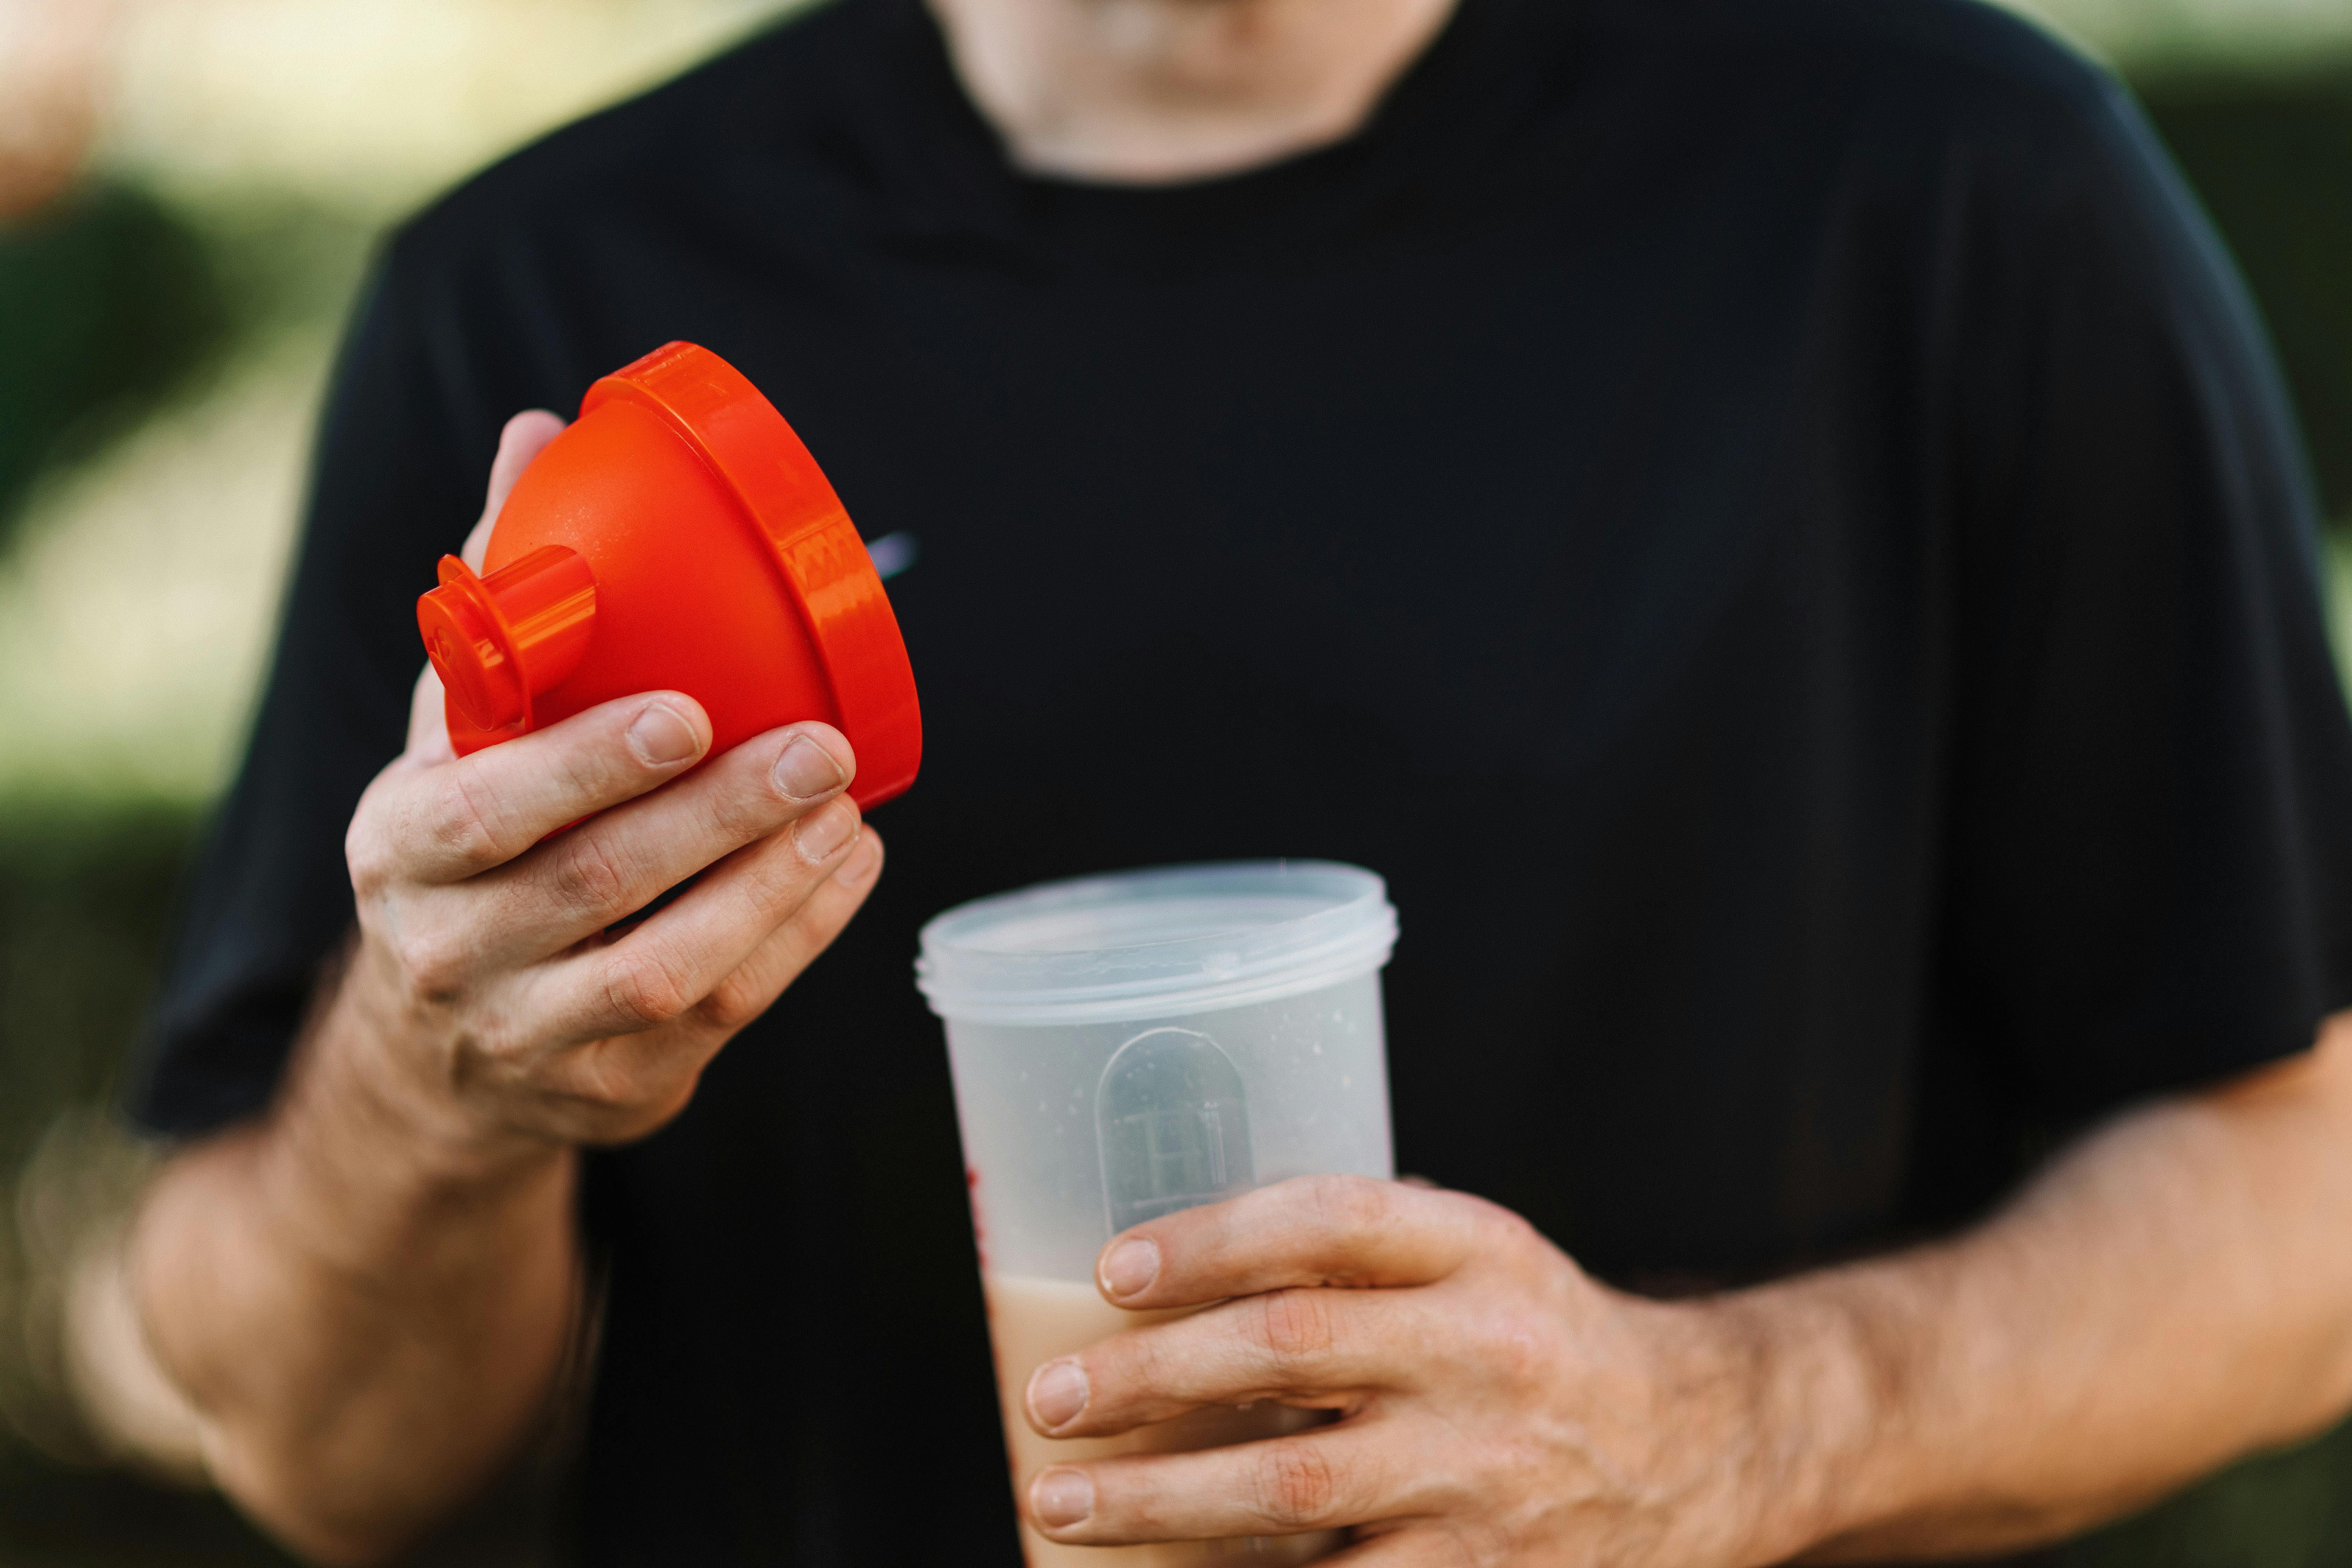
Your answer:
373,691 -> 713,884
1093,1175 -> 1480,1312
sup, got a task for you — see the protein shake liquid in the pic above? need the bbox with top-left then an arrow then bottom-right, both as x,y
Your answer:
985,1273 -> 1339,1568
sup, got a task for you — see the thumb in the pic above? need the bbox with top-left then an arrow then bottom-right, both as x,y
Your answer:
414,410 -> 566,762
465,410 -> 567,569
405,662 -> 455,764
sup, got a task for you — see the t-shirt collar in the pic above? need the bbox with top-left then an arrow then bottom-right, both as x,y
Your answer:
838,0 -> 1569,270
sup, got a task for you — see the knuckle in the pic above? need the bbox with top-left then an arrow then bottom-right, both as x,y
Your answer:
562,1044 -> 648,1111
345,828 -> 393,897
1125,1331 -> 1179,1406
603,950 -> 691,1029
1484,1205 -> 1543,1257
551,832 -> 634,921
556,744 -> 614,802
429,772 -> 509,872
560,1050 -> 700,1133
734,842 -> 812,920
714,764 -> 788,833
1441,1518 -> 1513,1568
1252,1289 -> 1337,1365
1253,1443 -> 1338,1529
1458,1196 -> 1547,1276
678,747 -> 776,834
716,786 -> 806,863
697,970 -> 774,1032
347,777 -> 422,895
1305,1172 -> 1394,1237
392,927 -> 472,1002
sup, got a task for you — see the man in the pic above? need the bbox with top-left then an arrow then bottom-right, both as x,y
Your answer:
125,0 -> 2352,1562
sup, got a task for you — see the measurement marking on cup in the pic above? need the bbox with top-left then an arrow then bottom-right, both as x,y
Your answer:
1098,1029 -> 1256,1233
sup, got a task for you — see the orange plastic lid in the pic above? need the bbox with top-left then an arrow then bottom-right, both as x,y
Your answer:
582,344 -> 923,807
418,342 -> 921,811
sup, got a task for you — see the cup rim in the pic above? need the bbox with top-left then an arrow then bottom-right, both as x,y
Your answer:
915,860 -> 1398,1027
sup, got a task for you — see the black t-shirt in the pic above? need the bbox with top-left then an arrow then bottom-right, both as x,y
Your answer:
133,0 -> 2352,1561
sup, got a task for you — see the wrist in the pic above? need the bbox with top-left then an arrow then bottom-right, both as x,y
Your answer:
330,941 -> 563,1179
1663,1280 -> 1896,1564
258,951 -> 574,1279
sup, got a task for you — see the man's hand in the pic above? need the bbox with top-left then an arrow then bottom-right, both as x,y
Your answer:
343,412 -> 882,1157
348,684 -> 878,1150
1013,1014 -> 2352,1567
1013,1176 -> 1824,1566
131,411 -> 886,1566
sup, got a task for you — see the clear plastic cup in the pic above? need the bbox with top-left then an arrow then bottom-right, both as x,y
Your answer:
917,862 -> 1399,1568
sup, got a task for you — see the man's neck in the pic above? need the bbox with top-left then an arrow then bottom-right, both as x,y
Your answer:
925,0 -> 1461,184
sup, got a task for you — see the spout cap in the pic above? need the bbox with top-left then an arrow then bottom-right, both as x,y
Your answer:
418,546 -> 598,732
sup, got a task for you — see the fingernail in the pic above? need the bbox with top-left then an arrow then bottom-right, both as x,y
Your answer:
1027,1359 -> 1089,1429
792,801 -> 856,864
626,703 -> 700,766
773,734 -> 845,800
1100,1238 -> 1159,1300
1031,1468 -> 1094,1529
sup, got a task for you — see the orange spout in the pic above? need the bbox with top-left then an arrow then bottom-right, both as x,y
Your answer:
418,545 -> 598,732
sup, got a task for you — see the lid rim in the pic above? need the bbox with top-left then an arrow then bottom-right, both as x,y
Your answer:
916,860 -> 1397,1026
925,948 -> 1394,1027
583,343 -> 923,810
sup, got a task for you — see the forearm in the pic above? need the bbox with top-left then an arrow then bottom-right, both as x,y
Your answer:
131,970 -> 583,1566
1755,1016 -> 2352,1559
119,420 -> 878,1562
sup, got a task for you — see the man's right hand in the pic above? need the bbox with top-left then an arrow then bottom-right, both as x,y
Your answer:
129,412 -> 883,1564
340,410 -> 882,1157
344,678 -> 880,1154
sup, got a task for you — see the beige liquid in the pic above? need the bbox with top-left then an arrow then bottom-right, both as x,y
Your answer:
984,1273 -> 1344,1568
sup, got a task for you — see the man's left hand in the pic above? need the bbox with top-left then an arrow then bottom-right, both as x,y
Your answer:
1017,1174 -> 1836,1566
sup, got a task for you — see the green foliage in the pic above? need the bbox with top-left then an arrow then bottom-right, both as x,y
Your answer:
0,802 -> 195,1174
0,1444 -> 300,1568
0,808 -> 566,1564
0,186 -> 231,556
2142,66 -> 2352,518
2060,1420 -> 2352,1565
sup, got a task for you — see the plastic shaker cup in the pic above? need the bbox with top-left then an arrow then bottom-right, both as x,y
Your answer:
917,861 -> 1400,1568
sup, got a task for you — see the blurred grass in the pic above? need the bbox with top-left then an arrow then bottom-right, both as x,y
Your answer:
2065,1423 -> 2352,1566
0,804 -> 191,1181
0,1446 -> 299,1568
1,42 -> 2351,1568
0,188 -> 228,559
0,186 -> 374,556
0,802 -> 274,1559
2146,62 -> 2352,518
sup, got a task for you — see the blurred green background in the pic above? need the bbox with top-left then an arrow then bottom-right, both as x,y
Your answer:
4,0 -> 2352,1562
